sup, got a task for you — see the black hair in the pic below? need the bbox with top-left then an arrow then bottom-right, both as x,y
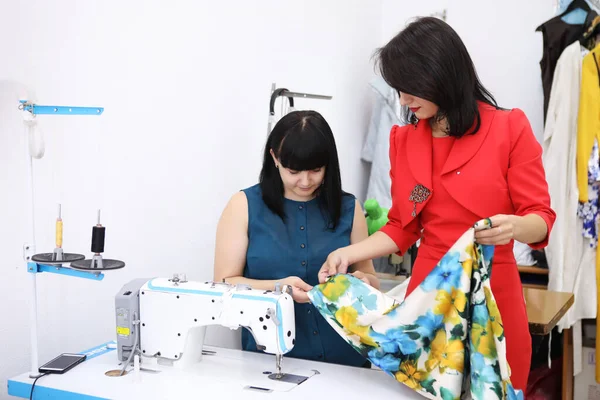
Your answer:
374,16 -> 499,137
259,110 -> 346,229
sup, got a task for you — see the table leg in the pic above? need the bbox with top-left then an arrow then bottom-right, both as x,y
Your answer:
562,328 -> 573,400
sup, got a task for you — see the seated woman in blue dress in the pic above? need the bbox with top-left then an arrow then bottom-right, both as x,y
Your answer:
213,110 -> 379,368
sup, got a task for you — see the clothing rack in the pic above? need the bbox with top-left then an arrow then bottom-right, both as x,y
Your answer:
267,82 -> 332,134
537,4 -> 600,397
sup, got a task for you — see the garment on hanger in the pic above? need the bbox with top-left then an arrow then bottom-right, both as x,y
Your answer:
577,139 -> 600,248
513,241 -> 538,266
583,15 -> 600,49
308,220 -> 523,400
361,76 -> 403,210
536,0 -> 593,122
576,45 -> 600,202
543,40 -> 596,377
576,43 -> 600,382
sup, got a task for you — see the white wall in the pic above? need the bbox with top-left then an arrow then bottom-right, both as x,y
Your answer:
380,0 -> 556,142
0,1 -> 382,398
0,1 -> 561,398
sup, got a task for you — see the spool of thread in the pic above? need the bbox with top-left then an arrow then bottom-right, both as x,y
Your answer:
55,219 -> 63,248
91,225 -> 105,253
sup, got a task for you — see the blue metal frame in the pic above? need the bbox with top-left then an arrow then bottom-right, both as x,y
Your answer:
19,100 -> 104,116
27,262 -> 104,281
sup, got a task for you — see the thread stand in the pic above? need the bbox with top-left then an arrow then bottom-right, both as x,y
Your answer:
19,100 -> 106,378
71,210 -> 125,271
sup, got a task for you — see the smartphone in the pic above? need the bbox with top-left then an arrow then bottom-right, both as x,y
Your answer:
38,353 -> 87,374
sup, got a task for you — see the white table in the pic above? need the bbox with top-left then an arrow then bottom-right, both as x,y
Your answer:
8,341 -> 424,399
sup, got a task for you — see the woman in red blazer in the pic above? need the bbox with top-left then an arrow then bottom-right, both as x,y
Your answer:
319,17 -> 556,392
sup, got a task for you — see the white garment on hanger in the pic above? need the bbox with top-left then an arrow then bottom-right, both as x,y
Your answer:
361,77 -> 403,210
513,240 -> 538,266
542,40 -> 597,376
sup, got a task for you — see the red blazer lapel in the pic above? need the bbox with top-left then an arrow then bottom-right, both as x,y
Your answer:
441,103 -> 498,218
394,103 -> 499,225
404,121 -> 433,221
442,103 -> 495,175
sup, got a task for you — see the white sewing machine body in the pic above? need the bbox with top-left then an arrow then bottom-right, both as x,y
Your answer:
8,276 -> 425,399
116,276 -> 295,371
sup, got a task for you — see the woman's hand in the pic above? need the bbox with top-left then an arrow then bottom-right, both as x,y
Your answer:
281,276 -> 314,303
349,270 -> 371,285
474,214 -> 519,245
318,249 -> 351,283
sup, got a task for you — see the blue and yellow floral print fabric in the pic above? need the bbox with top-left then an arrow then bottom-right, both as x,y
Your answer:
307,221 -> 523,400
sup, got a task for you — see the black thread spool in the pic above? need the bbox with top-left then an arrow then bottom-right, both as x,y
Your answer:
70,209 -> 125,271
91,225 -> 105,254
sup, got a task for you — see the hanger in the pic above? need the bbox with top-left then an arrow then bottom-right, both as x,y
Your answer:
537,0 -> 591,31
560,0 -> 591,24
561,0 -> 591,14
269,88 -> 295,117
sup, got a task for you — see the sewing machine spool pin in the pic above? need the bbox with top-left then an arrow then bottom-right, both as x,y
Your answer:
170,273 -> 187,286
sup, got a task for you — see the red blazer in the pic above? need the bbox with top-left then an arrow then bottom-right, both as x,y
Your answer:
379,102 -> 556,255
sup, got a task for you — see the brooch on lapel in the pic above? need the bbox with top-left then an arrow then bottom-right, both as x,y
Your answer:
409,184 -> 431,217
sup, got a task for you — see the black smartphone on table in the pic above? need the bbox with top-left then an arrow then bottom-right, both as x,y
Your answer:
38,353 -> 87,374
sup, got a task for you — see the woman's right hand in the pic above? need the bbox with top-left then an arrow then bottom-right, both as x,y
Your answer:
281,276 -> 314,303
318,249 -> 351,283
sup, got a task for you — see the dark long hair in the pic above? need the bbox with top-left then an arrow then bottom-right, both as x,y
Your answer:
374,17 -> 498,137
259,110 -> 346,229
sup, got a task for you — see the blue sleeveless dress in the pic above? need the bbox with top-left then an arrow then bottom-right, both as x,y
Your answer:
241,184 -> 368,368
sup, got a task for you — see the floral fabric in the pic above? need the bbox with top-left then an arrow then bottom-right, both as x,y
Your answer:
307,221 -> 523,400
577,139 -> 600,248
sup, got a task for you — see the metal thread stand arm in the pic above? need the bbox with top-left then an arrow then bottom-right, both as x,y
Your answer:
27,262 -> 105,281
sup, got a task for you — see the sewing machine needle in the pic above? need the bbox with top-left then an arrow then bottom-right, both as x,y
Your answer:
276,354 -> 283,378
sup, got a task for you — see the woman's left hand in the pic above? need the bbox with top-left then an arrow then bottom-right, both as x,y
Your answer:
349,270 -> 371,285
474,214 -> 520,245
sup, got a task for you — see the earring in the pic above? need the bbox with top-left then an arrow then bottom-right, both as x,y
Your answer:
275,164 -> 279,169
411,115 -> 419,130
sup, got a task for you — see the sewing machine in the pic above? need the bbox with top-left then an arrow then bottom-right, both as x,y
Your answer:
115,275 -> 295,377
8,274 -> 426,398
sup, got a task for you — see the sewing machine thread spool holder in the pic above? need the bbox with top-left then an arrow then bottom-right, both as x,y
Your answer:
31,252 -> 85,264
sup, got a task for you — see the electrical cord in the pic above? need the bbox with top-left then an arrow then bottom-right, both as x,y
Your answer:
29,373 -> 48,400
119,311 -> 140,376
